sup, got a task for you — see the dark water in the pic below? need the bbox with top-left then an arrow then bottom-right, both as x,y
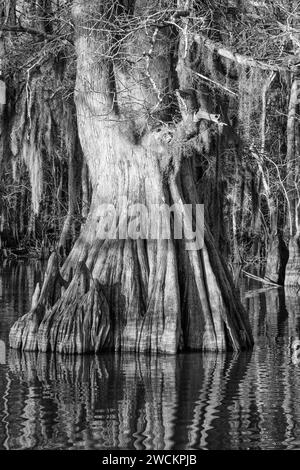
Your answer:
1,262 -> 300,450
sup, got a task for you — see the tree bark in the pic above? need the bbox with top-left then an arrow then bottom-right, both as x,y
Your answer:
58,131 -> 82,257
9,0 -> 253,354
285,78 -> 300,287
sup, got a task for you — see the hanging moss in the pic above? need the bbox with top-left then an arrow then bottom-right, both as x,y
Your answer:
237,66 -> 267,142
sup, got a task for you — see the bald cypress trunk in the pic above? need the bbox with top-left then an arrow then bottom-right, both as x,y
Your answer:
9,0 -> 253,354
285,78 -> 300,287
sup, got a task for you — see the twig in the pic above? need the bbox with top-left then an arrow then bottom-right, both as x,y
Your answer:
192,70 -> 238,97
242,270 -> 281,286
0,24 -> 52,39
144,27 -> 162,104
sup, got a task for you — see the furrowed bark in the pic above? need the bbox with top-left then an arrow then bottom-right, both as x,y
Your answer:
285,78 -> 300,287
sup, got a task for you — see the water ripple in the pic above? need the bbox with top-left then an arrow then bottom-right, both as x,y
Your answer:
1,262 -> 300,449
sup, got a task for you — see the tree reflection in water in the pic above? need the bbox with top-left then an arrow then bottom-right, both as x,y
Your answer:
2,351 -> 252,450
1,265 -> 300,449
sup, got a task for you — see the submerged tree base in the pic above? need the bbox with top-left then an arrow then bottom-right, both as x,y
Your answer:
285,237 -> 300,288
9,251 -> 253,354
264,234 -> 289,285
9,176 -> 254,355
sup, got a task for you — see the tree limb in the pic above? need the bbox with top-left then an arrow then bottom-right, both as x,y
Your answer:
194,33 -> 294,72
0,24 -> 52,39
191,70 -> 238,96
0,24 -> 74,45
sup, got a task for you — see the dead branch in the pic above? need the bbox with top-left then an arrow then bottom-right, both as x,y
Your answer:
0,24 -> 52,39
194,33 -> 293,72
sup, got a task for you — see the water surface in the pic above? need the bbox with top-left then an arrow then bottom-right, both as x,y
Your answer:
1,261 -> 300,450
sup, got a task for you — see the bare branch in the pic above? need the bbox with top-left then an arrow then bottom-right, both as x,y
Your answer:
194,33 -> 294,72
191,70 -> 238,97
0,24 -> 52,39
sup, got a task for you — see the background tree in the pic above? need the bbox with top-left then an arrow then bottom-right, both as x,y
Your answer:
0,0 -> 86,256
